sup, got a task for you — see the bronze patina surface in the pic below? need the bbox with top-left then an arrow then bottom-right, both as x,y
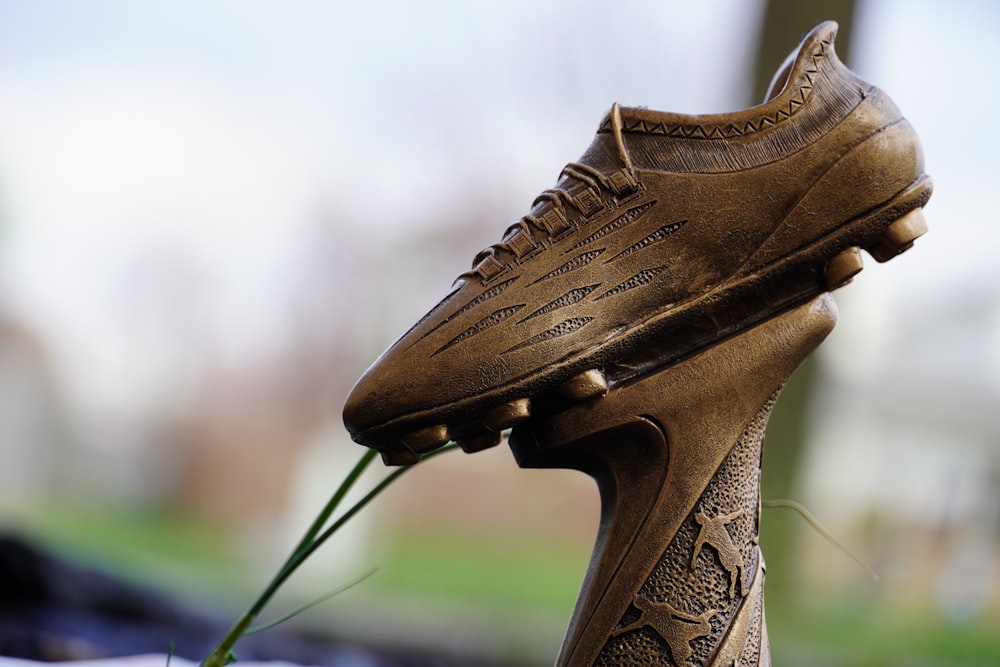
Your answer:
508,294 -> 837,665
343,21 -> 930,462
344,20 -> 930,667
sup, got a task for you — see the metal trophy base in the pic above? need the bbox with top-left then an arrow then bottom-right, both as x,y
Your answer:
508,294 -> 839,666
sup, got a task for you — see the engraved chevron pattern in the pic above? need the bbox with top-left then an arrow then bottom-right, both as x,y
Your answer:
569,201 -> 657,251
598,267 -> 668,300
503,317 -> 593,354
521,285 -> 600,322
608,221 -> 687,262
532,249 -> 605,284
435,305 -> 524,354
414,277 -> 518,345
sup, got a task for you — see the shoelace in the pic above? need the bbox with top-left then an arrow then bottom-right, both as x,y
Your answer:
465,104 -> 639,281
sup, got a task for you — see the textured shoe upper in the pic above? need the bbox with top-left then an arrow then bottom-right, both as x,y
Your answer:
344,21 -> 927,447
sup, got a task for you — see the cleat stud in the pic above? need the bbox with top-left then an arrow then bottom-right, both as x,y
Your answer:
824,246 -> 863,290
401,424 -> 450,453
560,369 -> 609,402
381,448 -> 421,466
458,431 -> 502,453
483,398 -> 532,431
868,208 -> 928,262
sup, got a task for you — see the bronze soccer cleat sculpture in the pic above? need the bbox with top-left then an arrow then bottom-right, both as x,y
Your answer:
343,21 -> 930,464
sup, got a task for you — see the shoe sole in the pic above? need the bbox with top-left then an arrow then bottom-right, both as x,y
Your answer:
368,175 -> 932,464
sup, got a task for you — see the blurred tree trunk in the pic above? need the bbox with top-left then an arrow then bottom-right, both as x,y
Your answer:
750,0 -> 857,604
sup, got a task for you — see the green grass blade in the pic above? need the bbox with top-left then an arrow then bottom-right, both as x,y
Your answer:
245,568 -> 377,634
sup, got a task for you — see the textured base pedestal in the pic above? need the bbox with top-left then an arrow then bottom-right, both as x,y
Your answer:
508,294 -> 838,666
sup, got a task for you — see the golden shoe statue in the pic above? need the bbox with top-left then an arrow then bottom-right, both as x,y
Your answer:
344,21 -> 930,463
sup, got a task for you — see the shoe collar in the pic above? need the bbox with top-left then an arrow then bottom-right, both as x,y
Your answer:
602,21 -> 841,140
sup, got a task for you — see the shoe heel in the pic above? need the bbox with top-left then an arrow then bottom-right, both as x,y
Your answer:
867,208 -> 928,263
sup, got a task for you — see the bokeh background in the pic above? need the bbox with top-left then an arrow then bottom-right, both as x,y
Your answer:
0,0 -> 997,665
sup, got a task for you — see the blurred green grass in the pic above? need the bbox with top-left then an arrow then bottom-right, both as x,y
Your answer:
370,527 -> 587,615
4,503 -> 999,666
0,502 -> 254,601
770,602 -> 1000,666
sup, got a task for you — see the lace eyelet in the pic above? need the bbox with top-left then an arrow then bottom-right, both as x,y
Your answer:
540,210 -> 573,236
475,254 -> 506,281
574,189 -> 604,217
609,169 -> 638,196
506,230 -> 538,259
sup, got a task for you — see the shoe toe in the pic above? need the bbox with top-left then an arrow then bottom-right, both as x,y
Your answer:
342,352 -> 420,448
343,331 -> 482,449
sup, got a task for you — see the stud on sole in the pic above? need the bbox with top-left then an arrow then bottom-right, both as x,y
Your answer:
458,431 -> 502,453
401,424 -> 450,454
825,246 -> 864,290
559,369 -> 609,402
381,448 -> 420,466
483,398 -> 532,432
868,208 -> 928,262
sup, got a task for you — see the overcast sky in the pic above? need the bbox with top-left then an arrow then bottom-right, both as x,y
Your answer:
0,0 -> 993,418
